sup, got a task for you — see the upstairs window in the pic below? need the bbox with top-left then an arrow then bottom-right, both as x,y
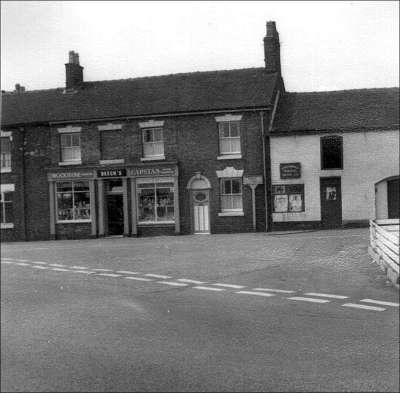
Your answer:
219,121 -> 241,155
60,133 -> 81,162
142,128 -> 164,158
220,178 -> 243,211
321,135 -> 343,170
1,135 -> 12,172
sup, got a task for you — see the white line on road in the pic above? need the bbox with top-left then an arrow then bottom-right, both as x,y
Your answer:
360,299 -> 399,307
71,266 -> 88,269
177,279 -> 206,284
157,281 -> 188,287
73,270 -> 94,274
116,270 -> 139,275
145,274 -> 172,279
15,263 -> 30,266
32,265 -> 49,269
15,259 -> 30,262
96,273 -> 122,278
93,268 -> 113,272
1,261 -> 14,264
49,264 -> 67,267
31,261 -> 48,265
212,283 -> 245,289
303,292 -> 349,299
236,291 -> 275,297
193,286 -> 226,292
253,287 -> 296,294
124,276 -> 153,282
51,268 -> 70,272
287,296 -> 331,304
342,303 -> 386,311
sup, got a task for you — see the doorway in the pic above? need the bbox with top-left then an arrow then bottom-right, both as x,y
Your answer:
387,178 -> 399,219
320,177 -> 342,228
193,190 -> 210,234
106,179 -> 124,236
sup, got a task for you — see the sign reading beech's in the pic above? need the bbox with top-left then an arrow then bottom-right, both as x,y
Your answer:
280,163 -> 301,179
130,167 -> 177,177
97,168 -> 126,178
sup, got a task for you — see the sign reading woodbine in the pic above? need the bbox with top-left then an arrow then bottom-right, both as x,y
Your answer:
280,163 -> 301,179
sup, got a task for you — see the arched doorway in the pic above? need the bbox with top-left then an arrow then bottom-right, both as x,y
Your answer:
187,173 -> 212,234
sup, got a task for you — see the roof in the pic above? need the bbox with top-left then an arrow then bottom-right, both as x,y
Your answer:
1,68 -> 278,127
273,88 -> 399,133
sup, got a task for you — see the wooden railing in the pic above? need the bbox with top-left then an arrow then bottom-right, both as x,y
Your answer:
369,219 -> 399,286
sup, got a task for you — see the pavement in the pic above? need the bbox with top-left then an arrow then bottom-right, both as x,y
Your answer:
1,228 -> 399,392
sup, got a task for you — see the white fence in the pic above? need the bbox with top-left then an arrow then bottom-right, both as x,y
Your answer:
369,219 -> 399,288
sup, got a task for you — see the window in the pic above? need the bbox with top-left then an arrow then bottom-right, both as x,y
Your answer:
1,136 -> 11,172
100,130 -> 123,161
220,178 -> 243,211
272,184 -> 304,213
0,188 -> 14,228
219,121 -> 241,155
142,128 -> 164,158
60,133 -> 81,162
321,135 -> 343,170
137,181 -> 174,223
56,181 -> 91,222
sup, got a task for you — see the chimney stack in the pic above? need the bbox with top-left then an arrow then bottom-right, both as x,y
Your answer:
65,50 -> 84,90
263,21 -> 281,74
14,84 -> 26,94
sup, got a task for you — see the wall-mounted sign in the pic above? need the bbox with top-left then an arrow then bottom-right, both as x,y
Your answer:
48,170 -> 94,180
280,163 -> 301,179
243,176 -> 263,186
97,168 -> 126,178
130,166 -> 177,177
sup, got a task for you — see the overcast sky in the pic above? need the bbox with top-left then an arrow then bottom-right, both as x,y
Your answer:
1,1 -> 398,92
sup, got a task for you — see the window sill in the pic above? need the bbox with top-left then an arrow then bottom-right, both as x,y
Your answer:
99,159 -> 125,165
138,221 -> 175,225
217,154 -> 242,160
141,155 -> 165,162
0,168 -> 12,173
1,223 -> 14,229
56,220 -> 91,224
58,161 -> 82,166
218,211 -> 244,217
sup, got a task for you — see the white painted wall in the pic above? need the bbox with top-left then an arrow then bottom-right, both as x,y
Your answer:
270,130 -> 399,222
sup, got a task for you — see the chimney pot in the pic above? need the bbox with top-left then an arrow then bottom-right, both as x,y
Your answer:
68,50 -> 75,63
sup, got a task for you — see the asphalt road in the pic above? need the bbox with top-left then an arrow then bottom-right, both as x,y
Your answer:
1,228 -> 399,392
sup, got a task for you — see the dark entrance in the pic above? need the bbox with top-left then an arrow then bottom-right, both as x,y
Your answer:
387,178 -> 399,219
106,179 -> 124,235
320,177 -> 342,228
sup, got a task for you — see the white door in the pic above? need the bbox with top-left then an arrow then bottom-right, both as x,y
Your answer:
193,190 -> 210,234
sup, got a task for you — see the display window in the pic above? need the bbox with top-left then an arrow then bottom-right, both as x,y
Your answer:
56,181 -> 91,222
272,184 -> 305,213
137,181 -> 174,223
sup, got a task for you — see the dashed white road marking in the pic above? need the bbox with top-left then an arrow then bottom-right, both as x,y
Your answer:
73,270 -> 94,274
49,264 -> 67,267
93,268 -> 113,272
236,291 -> 275,297
15,263 -> 30,266
32,265 -> 49,269
145,274 -> 172,279
360,299 -> 399,308
124,276 -> 153,282
288,296 -> 331,304
193,286 -> 226,292
116,270 -> 139,275
157,281 -> 188,287
212,283 -> 245,289
304,292 -> 349,299
1,261 -> 14,264
177,279 -> 206,284
253,287 -> 296,294
96,273 -> 122,278
31,261 -> 48,265
51,268 -> 70,272
71,266 -> 88,269
342,303 -> 386,312
15,259 -> 30,262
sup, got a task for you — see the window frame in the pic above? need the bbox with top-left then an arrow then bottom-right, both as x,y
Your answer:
60,132 -> 82,163
272,184 -> 305,213
220,177 -> 243,212
142,127 -> 165,159
1,134 -> 12,173
218,121 -> 241,155
0,190 -> 14,228
320,135 -> 343,170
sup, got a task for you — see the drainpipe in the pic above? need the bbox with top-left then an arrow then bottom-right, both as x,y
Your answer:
21,126 -> 28,241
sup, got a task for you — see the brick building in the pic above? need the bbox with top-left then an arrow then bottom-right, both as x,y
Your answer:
1,21 -> 398,241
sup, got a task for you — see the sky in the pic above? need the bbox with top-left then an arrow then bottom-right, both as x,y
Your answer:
1,1 -> 399,92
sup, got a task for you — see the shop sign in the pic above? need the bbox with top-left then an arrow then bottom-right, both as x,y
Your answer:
97,168 -> 126,178
49,170 -> 94,180
243,176 -> 263,186
130,167 -> 177,177
280,163 -> 301,179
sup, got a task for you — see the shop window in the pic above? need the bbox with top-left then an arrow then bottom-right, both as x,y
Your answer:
321,136 -> 343,170
56,181 -> 91,222
100,130 -> 123,160
137,181 -> 174,223
142,128 -> 164,158
218,121 -> 241,155
0,189 -> 14,228
1,136 -> 11,172
220,178 -> 243,211
272,184 -> 304,213
60,133 -> 81,162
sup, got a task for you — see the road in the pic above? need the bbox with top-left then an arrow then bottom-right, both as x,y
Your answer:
1,228 -> 399,392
